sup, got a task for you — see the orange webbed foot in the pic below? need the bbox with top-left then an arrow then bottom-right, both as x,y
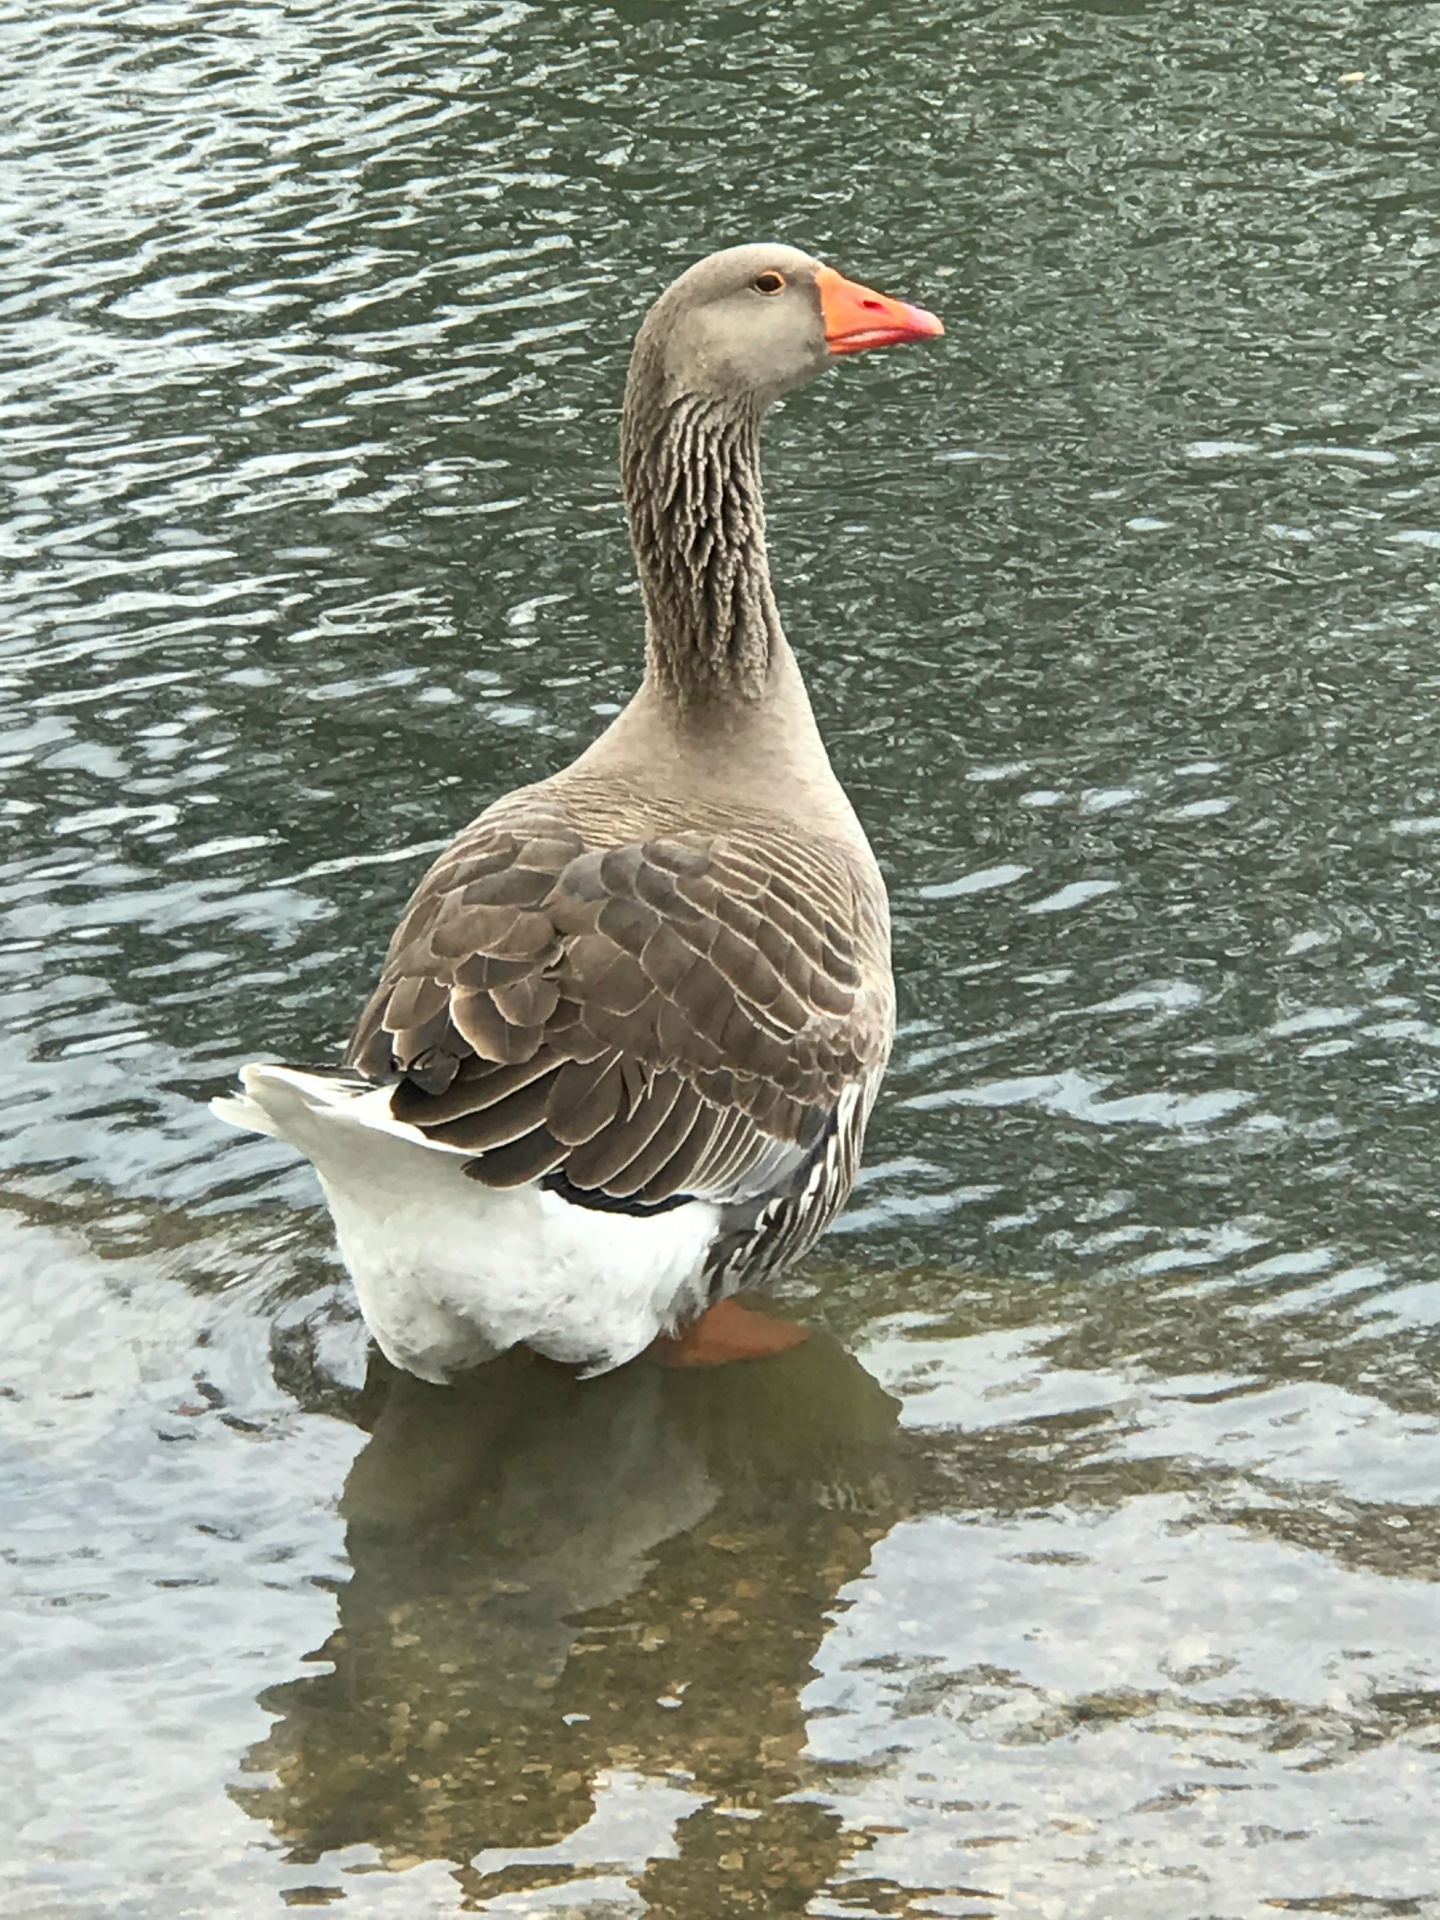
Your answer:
646,1295 -> 810,1368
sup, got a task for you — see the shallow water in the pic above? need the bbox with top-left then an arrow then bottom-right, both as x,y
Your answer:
6,0 -> 1440,1913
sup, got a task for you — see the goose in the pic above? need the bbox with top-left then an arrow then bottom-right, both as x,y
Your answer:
214,243 -> 943,1382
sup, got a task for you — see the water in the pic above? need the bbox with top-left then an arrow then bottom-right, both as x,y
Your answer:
5,0 -> 1440,1912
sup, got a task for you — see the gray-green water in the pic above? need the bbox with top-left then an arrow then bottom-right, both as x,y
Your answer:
6,2 -> 1440,1913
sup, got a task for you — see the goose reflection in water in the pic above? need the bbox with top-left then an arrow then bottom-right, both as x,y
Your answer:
237,1328 -> 907,1911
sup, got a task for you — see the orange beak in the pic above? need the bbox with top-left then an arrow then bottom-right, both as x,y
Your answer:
816,263 -> 945,356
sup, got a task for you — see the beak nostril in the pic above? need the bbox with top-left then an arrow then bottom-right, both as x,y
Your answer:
861,298 -> 883,311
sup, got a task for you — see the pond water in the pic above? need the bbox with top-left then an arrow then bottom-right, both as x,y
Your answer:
5,1 -> 1440,1914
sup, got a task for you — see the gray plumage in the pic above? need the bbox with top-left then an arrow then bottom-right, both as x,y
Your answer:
217,242 -> 943,1371
347,245 -> 899,1289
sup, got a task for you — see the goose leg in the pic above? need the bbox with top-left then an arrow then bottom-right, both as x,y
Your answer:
646,1296 -> 809,1368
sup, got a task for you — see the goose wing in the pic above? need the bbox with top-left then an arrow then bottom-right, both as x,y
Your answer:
345,809 -> 891,1211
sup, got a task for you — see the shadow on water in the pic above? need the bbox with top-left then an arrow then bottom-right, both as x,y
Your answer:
229,1249 -> 1440,1916
238,1332 -> 909,1913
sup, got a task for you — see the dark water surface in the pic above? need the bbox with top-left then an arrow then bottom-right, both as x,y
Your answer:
6,1 -> 1440,1913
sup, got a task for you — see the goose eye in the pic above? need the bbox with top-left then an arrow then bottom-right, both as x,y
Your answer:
752,271 -> 785,295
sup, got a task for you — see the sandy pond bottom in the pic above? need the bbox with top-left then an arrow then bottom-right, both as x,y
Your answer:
3,1199 -> 1438,1920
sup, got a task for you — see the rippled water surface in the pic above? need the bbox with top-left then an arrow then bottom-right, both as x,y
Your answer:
6,1 -> 1440,1914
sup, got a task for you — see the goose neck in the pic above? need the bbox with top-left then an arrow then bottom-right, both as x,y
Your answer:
621,386 -> 783,709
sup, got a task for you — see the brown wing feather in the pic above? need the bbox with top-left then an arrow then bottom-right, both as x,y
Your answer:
344,795 -> 891,1209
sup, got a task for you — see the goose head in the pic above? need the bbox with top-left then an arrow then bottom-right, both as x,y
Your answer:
632,242 -> 944,411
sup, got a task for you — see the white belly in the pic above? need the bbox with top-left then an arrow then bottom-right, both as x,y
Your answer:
212,1064 -> 718,1382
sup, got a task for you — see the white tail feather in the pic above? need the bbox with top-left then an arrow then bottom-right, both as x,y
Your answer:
210,1059 -> 717,1381
210,1089 -> 280,1137
211,1062 -> 472,1157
